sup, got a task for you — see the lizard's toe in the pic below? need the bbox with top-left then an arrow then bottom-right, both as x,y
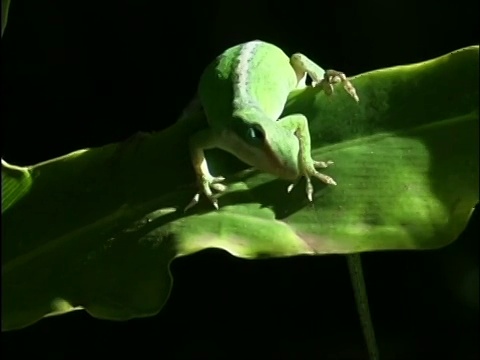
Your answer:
210,176 -> 225,183
211,183 -> 227,192
312,171 -> 337,186
313,160 -> 334,169
184,193 -> 201,212
184,175 -> 228,212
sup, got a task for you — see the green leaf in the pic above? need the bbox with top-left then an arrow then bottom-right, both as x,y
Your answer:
1,0 -> 11,37
2,46 -> 478,331
2,160 -> 33,213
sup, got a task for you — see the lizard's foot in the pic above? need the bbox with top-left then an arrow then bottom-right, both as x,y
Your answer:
287,160 -> 336,201
312,69 -> 359,102
184,175 -> 227,212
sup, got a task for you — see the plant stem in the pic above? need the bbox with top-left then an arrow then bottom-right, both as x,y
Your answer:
2,0 -> 11,37
347,253 -> 379,360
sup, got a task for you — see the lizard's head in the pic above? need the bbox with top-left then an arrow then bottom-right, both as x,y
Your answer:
220,116 -> 301,181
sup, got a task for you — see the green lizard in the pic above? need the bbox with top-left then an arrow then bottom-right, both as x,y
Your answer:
179,41 -> 379,359
184,40 -> 359,211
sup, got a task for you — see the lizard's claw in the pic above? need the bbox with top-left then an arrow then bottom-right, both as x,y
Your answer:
184,175 -> 227,212
287,159 -> 336,202
313,69 -> 359,103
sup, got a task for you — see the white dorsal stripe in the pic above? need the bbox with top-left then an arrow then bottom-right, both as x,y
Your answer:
233,40 -> 261,106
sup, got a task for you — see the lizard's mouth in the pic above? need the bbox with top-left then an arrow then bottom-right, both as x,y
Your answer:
250,142 -> 300,181
260,155 -> 299,181
259,134 -> 300,180
219,130 -> 300,180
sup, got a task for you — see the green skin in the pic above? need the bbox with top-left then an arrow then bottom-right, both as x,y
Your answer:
184,40 -> 359,211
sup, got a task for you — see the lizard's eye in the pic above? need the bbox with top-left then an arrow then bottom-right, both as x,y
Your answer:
245,126 -> 265,144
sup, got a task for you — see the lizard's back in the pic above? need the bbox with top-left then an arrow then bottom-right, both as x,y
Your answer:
198,40 -> 298,125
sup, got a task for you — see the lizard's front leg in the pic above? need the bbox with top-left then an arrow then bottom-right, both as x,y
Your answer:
277,114 -> 336,202
290,53 -> 359,102
180,96 -> 228,211
184,129 -> 228,212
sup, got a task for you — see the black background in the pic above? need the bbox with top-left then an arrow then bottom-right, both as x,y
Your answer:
1,0 -> 479,358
